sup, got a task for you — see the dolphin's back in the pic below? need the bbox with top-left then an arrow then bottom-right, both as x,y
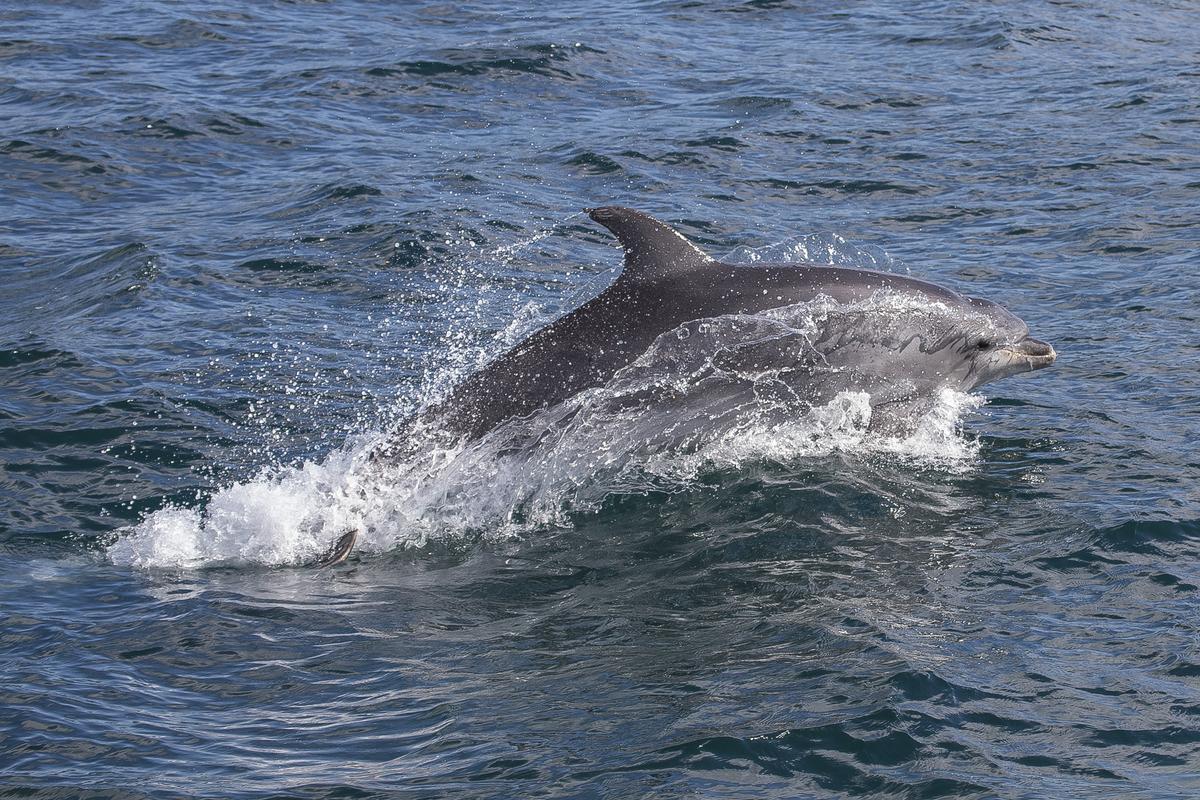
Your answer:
427,282 -> 660,440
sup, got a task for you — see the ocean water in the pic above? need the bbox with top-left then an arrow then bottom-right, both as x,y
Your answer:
2,1 -> 1198,797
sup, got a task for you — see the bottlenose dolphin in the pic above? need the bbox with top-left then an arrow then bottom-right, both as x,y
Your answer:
316,206 -> 1055,565
424,206 -> 1055,441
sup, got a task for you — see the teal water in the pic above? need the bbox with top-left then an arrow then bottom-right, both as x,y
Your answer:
2,1 -> 1199,797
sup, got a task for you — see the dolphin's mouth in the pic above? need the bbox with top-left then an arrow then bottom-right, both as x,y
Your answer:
1000,336 -> 1057,372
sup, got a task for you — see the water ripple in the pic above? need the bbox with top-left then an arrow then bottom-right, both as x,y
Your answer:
2,0 -> 1199,797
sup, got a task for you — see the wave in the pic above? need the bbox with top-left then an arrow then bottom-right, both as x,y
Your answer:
105,389 -> 981,569
106,227 -> 986,569
105,338 -> 982,569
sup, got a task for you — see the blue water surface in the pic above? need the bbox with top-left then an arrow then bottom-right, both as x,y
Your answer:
2,1 -> 1199,797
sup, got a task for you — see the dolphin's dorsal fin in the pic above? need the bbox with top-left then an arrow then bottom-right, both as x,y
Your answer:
588,206 -> 713,282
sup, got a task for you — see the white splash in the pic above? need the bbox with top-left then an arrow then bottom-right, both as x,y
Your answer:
107,385 -> 982,570
107,230 -> 986,570
107,447 -> 369,568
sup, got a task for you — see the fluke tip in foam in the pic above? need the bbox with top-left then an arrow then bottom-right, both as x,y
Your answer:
311,528 -> 358,567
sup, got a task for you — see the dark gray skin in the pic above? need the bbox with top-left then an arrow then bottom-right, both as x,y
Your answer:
424,206 -> 1056,442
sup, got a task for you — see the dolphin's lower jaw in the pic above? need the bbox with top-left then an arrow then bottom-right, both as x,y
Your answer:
1000,336 -> 1057,374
